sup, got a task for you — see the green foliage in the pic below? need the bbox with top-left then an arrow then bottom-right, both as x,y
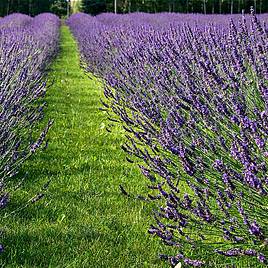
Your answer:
83,0 -> 107,14
0,0 -> 267,16
71,0 -> 83,13
0,0 -> 67,17
50,0 -> 67,17
81,0 -> 268,15
0,0 -> 53,16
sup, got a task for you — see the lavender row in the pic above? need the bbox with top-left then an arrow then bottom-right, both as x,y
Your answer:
68,12 -> 268,266
0,13 -> 60,210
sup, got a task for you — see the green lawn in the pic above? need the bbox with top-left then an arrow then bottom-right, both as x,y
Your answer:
0,26 -> 167,268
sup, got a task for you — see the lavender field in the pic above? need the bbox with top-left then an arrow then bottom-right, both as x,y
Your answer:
0,13 -> 59,216
68,12 -> 268,267
1,10 -> 268,268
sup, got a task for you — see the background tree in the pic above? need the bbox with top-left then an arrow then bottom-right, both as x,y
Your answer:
50,0 -> 68,17
71,0 -> 83,13
0,0 -> 268,17
0,0 -> 61,17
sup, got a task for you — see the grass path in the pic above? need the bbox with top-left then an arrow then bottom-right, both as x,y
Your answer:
0,26 -> 166,267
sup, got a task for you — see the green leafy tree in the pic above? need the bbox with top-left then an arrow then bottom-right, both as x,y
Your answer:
71,0 -> 83,13
0,0 -> 53,16
0,0 -> 267,17
50,0 -> 68,17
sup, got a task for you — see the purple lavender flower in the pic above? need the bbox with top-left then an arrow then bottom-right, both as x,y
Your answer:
0,12 -> 60,252
68,11 -> 268,267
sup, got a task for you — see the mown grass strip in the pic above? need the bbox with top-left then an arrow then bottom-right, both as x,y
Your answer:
0,26 -> 167,268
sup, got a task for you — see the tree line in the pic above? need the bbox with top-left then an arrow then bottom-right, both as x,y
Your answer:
0,0 -> 67,17
0,0 -> 267,17
83,0 -> 268,15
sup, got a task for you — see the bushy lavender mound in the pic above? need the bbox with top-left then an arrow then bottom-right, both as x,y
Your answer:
0,13 -> 60,211
68,12 -> 268,266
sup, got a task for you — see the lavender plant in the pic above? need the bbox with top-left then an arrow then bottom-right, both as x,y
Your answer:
0,13 -> 60,222
68,11 -> 268,266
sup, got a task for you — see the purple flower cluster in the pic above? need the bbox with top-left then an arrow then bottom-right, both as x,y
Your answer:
68,12 -> 268,266
0,13 -> 59,216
